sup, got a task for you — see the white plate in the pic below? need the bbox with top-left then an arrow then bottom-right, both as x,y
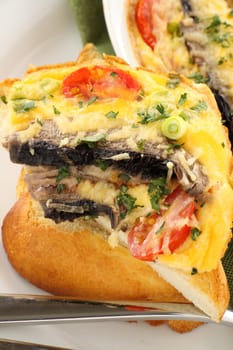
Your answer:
0,0 -> 232,348
103,0 -> 139,67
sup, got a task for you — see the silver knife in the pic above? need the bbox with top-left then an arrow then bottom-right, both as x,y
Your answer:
0,293 -> 232,326
0,338 -> 73,350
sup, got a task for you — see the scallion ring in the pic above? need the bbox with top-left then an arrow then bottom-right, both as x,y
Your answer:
161,116 -> 187,140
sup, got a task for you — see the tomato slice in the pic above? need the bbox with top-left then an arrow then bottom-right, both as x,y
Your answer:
62,65 -> 141,100
128,187 -> 196,261
135,0 -> 156,50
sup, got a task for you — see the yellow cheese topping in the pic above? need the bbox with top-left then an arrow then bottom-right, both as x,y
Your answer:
0,56 -> 232,273
129,0 -> 233,107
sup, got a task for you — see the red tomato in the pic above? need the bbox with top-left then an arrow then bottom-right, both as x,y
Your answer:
135,0 -> 156,50
62,65 -> 141,100
128,187 -> 196,261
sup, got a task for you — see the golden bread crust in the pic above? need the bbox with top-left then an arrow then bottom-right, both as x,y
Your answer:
2,193 -> 187,302
2,188 -> 229,331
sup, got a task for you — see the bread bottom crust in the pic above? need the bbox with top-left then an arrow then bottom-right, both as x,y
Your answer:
1,193 -> 227,332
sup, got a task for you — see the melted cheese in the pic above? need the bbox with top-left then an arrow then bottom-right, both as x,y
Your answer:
129,0 -> 233,107
129,0 -> 196,74
0,54 -> 233,273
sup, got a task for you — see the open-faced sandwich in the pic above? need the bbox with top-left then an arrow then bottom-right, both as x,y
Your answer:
127,0 -> 233,144
0,44 -> 232,332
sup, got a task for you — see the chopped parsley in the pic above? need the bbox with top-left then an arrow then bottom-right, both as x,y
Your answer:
138,104 -> 169,124
178,93 -> 188,106
167,22 -> 182,37
191,267 -> 198,275
105,111 -> 119,119
218,57 -> 227,65
148,178 -> 170,213
118,173 -> 131,183
191,100 -> 208,112
13,99 -> 35,113
57,183 -> 65,193
36,118 -> 43,126
191,227 -> 202,241
187,72 -> 208,84
110,71 -> 118,77
76,176 -> 82,184
205,15 -> 233,48
179,110 -> 191,121
167,142 -> 183,152
78,101 -> 83,108
205,15 -> 221,33
79,133 -> 107,148
166,73 -> 180,89
53,105 -> 61,115
96,159 -> 108,171
136,139 -> 145,151
0,95 -> 7,104
116,185 -> 142,219
154,221 -> 165,235
87,96 -> 98,105
56,166 -> 70,182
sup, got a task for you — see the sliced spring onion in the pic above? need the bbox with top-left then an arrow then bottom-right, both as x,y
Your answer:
161,116 -> 187,140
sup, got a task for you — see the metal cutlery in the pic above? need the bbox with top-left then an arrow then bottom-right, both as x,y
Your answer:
0,293 -> 231,326
0,338 -> 73,350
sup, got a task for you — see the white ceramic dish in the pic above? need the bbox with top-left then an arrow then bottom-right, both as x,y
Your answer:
0,0 -> 232,348
103,0 -> 139,67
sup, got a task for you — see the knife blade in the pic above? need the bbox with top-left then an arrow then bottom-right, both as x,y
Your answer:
0,293 -> 231,326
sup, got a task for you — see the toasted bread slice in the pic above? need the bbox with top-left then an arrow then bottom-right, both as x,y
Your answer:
0,44 -> 232,332
2,181 -> 229,322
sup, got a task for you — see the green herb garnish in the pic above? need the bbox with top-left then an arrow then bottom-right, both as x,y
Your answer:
187,72 -> 208,84
191,267 -> 198,275
206,15 -> 221,33
148,178 -> 170,213
87,96 -> 98,105
191,100 -> 208,112
0,95 -> 7,104
154,221 -> 165,235
53,105 -> 61,115
57,183 -> 65,193
118,173 -> 131,182
136,139 -> 145,151
116,185 -> 142,219
205,15 -> 233,48
36,118 -> 43,126
218,57 -> 227,65
178,93 -> 188,106
166,73 -> 180,89
79,133 -> 107,148
56,166 -> 70,182
105,111 -> 119,119
96,159 -> 108,171
13,99 -> 35,113
77,176 -> 82,184
110,71 -> 118,77
167,142 -> 183,152
78,101 -> 83,108
161,116 -> 187,140
191,227 -> 202,241
167,22 -> 182,37
138,104 -> 169,124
